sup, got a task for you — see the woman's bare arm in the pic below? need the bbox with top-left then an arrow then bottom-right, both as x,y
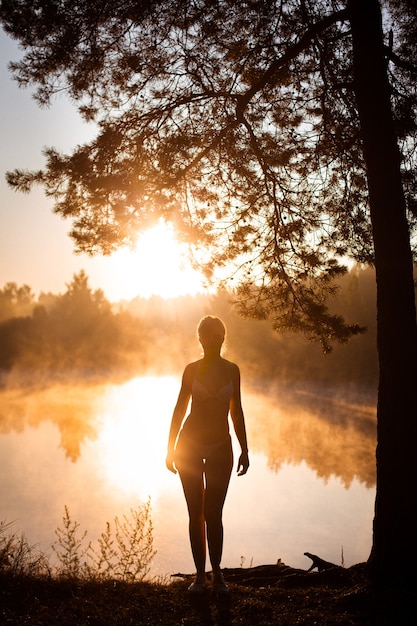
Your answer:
229,363 -> 249,475
166,363 -> 194,473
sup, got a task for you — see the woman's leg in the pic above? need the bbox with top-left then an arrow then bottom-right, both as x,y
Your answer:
177,456 -> 207,583
203,442 -> 233,576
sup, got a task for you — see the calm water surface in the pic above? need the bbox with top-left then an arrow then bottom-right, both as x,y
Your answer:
0,376 -> 376,576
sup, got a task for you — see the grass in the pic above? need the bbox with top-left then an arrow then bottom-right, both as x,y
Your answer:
3,564 -> 416,625
0,567 -> 362,625
1,515 -> 416,625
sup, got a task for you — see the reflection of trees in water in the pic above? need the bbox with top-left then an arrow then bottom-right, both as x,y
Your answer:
1,379 -> 377,483
1,372 -> 377,489
245,385 -> 376,488
0,385 -> 104,461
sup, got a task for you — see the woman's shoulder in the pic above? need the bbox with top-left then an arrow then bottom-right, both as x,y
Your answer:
183,359 -> 202,379
180,361 -> 200,391
222,359 -> 240,376
185,358 -> 203,370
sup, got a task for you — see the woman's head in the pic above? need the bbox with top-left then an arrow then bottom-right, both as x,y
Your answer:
197,316 -> 226,353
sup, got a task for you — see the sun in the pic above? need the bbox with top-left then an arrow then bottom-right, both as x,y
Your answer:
95,220 -> 208,301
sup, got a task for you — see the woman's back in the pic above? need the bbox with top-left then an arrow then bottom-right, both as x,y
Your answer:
181,358 -> 234,445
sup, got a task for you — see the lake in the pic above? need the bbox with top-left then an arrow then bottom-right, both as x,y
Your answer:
0,375 -> 376,577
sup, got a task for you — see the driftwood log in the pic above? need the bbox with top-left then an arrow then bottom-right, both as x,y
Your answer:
172,553 -> 361,588
304,552 -> 338,572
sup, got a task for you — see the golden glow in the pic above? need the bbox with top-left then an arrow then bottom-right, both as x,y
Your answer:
95,376 -> 181,500
98,220 -> 206,301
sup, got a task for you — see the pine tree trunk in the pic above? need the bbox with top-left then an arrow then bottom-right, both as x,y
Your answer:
348,0 -> 417,585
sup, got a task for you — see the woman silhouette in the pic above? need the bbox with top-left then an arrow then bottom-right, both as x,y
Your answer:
166,316 -> 249,593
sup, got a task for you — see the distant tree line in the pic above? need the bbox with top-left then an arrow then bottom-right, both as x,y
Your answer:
0,271 -> 145,383
0,265 -> 382,391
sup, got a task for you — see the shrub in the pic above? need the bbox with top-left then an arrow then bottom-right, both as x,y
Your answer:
52,499 -> 156,581
0,520 -> 50,577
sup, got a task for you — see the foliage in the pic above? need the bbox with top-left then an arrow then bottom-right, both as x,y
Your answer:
0,271 -> 145,379
0,265 -> 380,387
52,500 -> 156,582
51,506 -> 88,578
0,283 -> 35,323
1,501 -> 155,584
2,1 -> 416,347
0,520 -> 50,577
85,500 -> 156,581
5,516 -> 414,624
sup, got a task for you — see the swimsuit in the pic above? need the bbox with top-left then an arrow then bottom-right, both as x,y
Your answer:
176,364 -> 234,460
192,378 -> 234,404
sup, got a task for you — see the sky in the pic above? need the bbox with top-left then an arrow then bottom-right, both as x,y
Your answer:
0,29 -> 206,303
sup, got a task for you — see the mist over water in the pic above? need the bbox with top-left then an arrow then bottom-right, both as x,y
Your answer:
0,375 -> 376,576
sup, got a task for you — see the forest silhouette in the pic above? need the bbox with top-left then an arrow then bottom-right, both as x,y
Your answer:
0,265 -> 379,389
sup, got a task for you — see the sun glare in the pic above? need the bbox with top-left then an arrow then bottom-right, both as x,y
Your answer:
99,220 -> 207,301
95,376 -> 181,500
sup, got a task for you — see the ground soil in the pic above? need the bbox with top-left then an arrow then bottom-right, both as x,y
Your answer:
1,562 -> 416,625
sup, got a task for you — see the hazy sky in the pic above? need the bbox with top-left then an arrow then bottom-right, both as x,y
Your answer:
0,29 -> 205,302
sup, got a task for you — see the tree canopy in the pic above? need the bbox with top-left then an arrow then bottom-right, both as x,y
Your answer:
2,0 -> 416,349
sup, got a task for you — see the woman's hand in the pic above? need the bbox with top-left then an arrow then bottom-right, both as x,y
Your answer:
166,450 -> 177,474
237,450 -> 249,476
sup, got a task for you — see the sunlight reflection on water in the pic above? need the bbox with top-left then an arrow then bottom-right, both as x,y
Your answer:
94,376 -> 179,500
0,375 -> 376,577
